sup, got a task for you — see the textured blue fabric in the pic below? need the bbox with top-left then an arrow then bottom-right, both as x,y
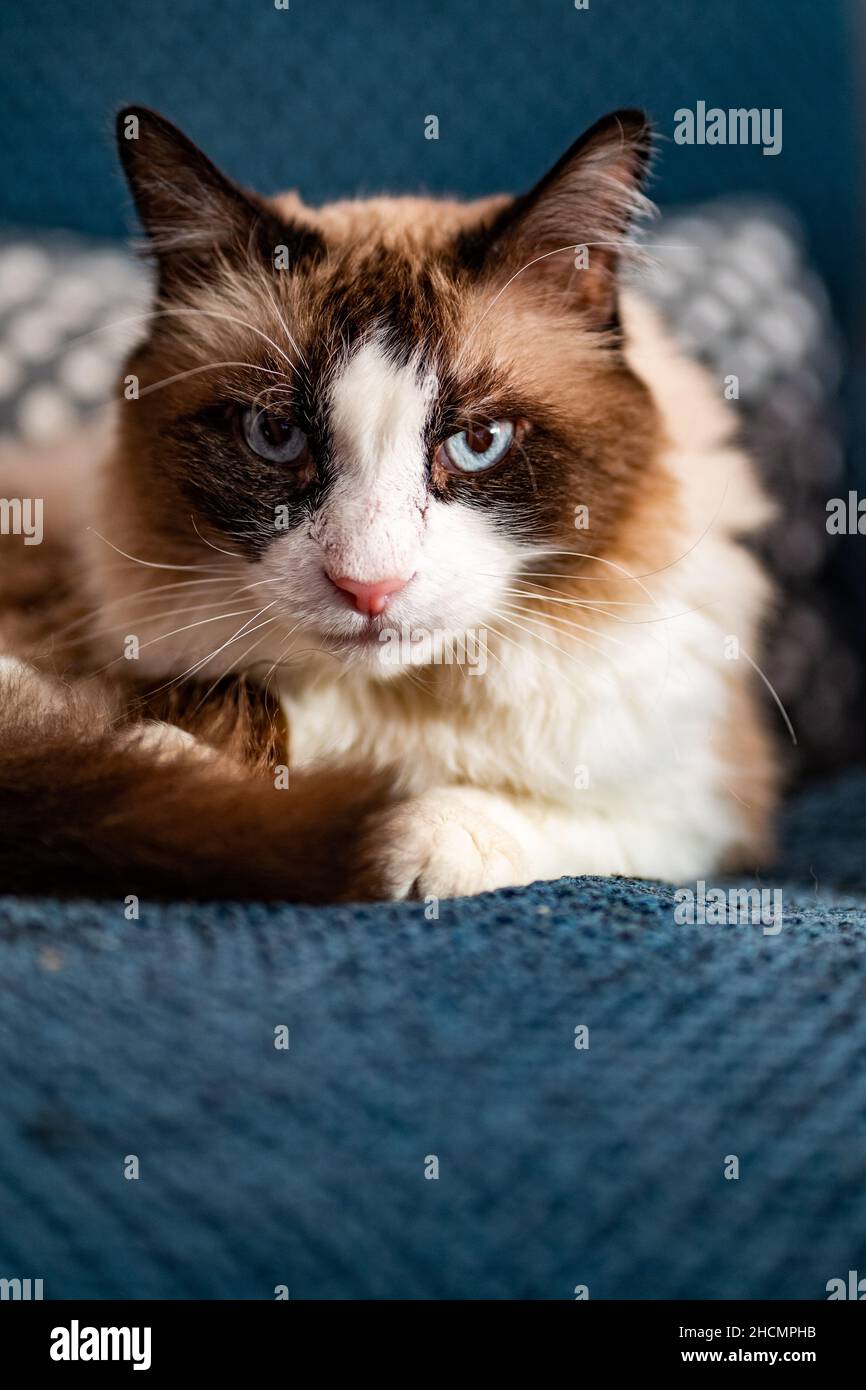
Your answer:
1,767 -> 865,1300
0,0 -> 859,321
0,3 -> 864,1298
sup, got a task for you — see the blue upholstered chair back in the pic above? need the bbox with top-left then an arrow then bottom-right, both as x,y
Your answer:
2,0 -> 864,620
0,0 -> 859,322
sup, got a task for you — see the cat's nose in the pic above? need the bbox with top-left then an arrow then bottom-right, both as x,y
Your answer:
327,572 -> 412,616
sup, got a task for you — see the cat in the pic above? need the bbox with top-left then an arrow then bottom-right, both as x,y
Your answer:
0,105 -> 777,901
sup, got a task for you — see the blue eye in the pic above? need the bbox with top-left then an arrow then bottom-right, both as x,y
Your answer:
440,419 -> 515,475
241,407 -> 309,464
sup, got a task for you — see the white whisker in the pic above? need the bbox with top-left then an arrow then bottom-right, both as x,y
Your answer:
94,606 -> 261,676
458,240 -> 695,364
87,529 -> 229,573
739,647 -> 798,746
190,515 -> 246,559
136,360 -> 286,398
141,603 -> 281,697
485,613 -> 592,699
501,599 -> 629,650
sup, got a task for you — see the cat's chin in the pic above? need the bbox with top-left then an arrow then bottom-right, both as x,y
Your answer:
322,631 -> 427,680
320,623 -> 482,681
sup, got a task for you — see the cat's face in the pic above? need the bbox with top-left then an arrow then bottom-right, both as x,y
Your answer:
107,107 -> 660,680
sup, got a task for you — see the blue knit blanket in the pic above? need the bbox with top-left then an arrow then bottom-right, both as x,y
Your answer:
1,766 -> 865,1299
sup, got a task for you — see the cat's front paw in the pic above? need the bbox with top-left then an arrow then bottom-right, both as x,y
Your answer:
366,788 -> 530,901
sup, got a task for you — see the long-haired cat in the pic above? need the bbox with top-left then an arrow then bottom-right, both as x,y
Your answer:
0,106 -> 777,900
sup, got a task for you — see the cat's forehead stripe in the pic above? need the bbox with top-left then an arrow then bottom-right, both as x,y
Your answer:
327,336 -> 436,489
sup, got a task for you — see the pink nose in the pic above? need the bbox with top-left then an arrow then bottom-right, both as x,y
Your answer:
327,572 -> 411,616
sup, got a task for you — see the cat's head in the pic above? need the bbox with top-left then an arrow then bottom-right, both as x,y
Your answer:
106,105 -> 660,680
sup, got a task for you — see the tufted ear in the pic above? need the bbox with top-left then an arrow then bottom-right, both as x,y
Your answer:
461,109 -> 653,329
115,105 -> 323,296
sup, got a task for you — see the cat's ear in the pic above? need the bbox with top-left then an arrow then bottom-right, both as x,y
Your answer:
462,109 -> 653,329
115,106 -> 321,294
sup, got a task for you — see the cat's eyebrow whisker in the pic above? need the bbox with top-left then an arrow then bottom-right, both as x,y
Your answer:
248,381 -> 298,414
259,279 -> 309,372
457,245 -> 604,365
57,305 -> 300,375
457,239 -> 695,367
136,360 -> 287,399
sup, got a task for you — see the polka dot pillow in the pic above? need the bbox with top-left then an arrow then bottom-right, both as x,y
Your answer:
0,231 -> 147,446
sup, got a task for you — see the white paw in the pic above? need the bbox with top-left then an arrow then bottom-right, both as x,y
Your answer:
370,788 -> 531,900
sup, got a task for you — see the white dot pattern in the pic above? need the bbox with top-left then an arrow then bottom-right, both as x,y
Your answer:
0,232 -> 149,444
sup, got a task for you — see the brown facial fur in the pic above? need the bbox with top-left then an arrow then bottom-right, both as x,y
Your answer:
94,106 -> 664,693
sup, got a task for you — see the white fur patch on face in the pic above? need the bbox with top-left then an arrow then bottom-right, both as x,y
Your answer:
314,335 -> 436,581
250,331 -> 530,678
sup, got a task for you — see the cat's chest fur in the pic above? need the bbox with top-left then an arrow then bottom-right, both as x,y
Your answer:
276,590 -> 723,810
277,646 -> 582,802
